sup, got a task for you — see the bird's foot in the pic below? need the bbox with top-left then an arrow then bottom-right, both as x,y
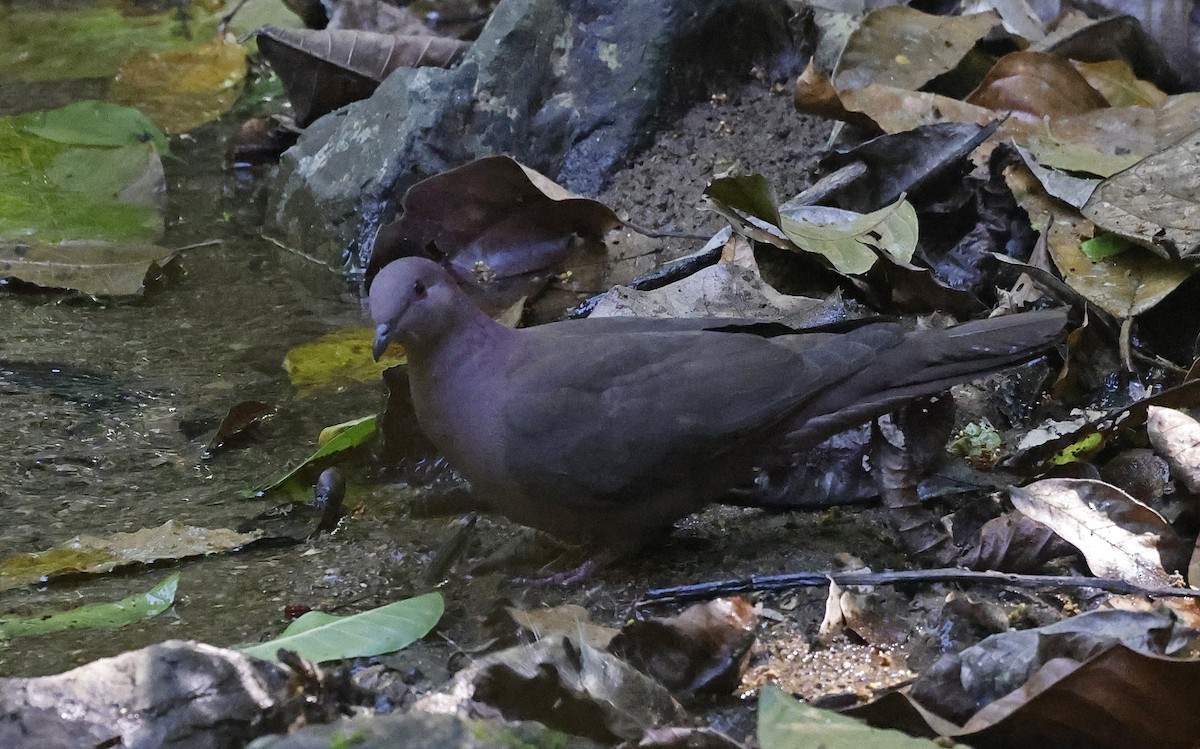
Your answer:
409,486 -> 489,517
512,549 -> 617,587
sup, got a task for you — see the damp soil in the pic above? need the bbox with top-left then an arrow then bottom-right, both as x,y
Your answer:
0,74 -> 929,712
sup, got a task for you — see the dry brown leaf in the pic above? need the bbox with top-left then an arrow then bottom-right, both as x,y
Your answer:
1009,478 -> 1185,586
1147,406 -> 1200,493
966,51 -> 1109,117
834,6 -> 1000,91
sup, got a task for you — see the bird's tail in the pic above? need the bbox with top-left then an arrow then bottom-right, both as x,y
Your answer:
784,308 -> 1068,449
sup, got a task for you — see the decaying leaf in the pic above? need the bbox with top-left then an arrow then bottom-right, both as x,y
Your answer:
425,635 -> 686,743
851,610 -> 1200,748
608,597 -> 758,701
203,400 -> 274,459
1003,163 -> 1190,319
283,327 -> 405,395
109,37 -> 248,134
0,240 -> 179,296
706,175 -> 918,275
368,155 -> 621,283
1147,406 -> 1200,493
1009,478 -> 1186,586
0,521 -> 261,592
256,26 -> 468,126
1074,59 -> 1169,108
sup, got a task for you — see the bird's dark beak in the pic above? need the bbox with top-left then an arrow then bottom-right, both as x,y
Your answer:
372,323 -> 393,362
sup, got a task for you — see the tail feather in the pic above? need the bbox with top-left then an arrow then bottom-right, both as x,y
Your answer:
784,308 -> 1067,449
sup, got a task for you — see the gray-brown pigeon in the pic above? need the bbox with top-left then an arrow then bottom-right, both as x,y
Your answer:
370,256 -> 1066,551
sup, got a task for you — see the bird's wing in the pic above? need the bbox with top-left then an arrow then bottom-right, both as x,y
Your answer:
501,324 -> 897,502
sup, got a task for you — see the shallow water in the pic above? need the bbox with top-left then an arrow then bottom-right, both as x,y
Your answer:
0,117 -> 427,675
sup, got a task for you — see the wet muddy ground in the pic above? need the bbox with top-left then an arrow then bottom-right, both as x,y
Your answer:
0,76 -> 929,706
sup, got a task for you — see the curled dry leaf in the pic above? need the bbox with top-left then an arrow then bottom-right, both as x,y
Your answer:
368,155 -> 621,284
1147,406 -> 1200,493
1009,477 -> 1186,586
609,597 -> 758,701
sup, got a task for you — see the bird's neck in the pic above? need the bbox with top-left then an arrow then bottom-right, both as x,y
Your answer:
408,306 -> 516,377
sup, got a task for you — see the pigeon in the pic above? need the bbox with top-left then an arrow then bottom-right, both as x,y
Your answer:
370,256 -> 1065,551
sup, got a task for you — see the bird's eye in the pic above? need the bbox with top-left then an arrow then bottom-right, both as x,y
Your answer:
413,280 -> 427,297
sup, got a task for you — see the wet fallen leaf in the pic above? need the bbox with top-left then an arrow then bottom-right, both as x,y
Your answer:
0,102 -> 168,246
0,574 -> 178,640
256,26 -> 468,126
368,155 -> 621,283
0,240 -> 179,296
238,592 -> 443,663
202,400 -> 274,459
1009,478 -> 1187,585
834,6 -> 999,92
15,99 -> 169,153
1147,406 -> 1200,493
0,4 -> 219,83
109,37 -> 248,134
966,51 -> 1109,118
283,327 -> 405,395
0,521 -> 261,592
254,415 -> 377,494
960,512 -> 1077,573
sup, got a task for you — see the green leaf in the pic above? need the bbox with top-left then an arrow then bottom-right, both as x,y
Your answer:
780,198 -> 919,275
1080,233 -> 1131,260
705,174 -> 782,226
15,100 -> 169,155
0,574 -> 179,639
238,592 -> 444,663
758,685 -> 943,749
0,105 -> 167,244
253,415 -> 377,494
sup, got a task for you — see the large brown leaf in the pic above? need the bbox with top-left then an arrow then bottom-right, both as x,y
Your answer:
256,26 -> 468,126
367,156 -> 621,284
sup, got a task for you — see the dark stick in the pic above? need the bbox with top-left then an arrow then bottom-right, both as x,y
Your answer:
637,568 -> 1200,607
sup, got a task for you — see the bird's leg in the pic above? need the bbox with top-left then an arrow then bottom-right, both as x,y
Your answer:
408,486 -> 491,517
511,548 -> 618,587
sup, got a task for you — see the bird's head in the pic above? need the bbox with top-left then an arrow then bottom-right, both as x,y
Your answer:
369,257 -> 470,360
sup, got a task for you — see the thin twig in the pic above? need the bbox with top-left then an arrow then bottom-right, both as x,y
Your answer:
171,239 -> 223,253
636,568 -> 1200,607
